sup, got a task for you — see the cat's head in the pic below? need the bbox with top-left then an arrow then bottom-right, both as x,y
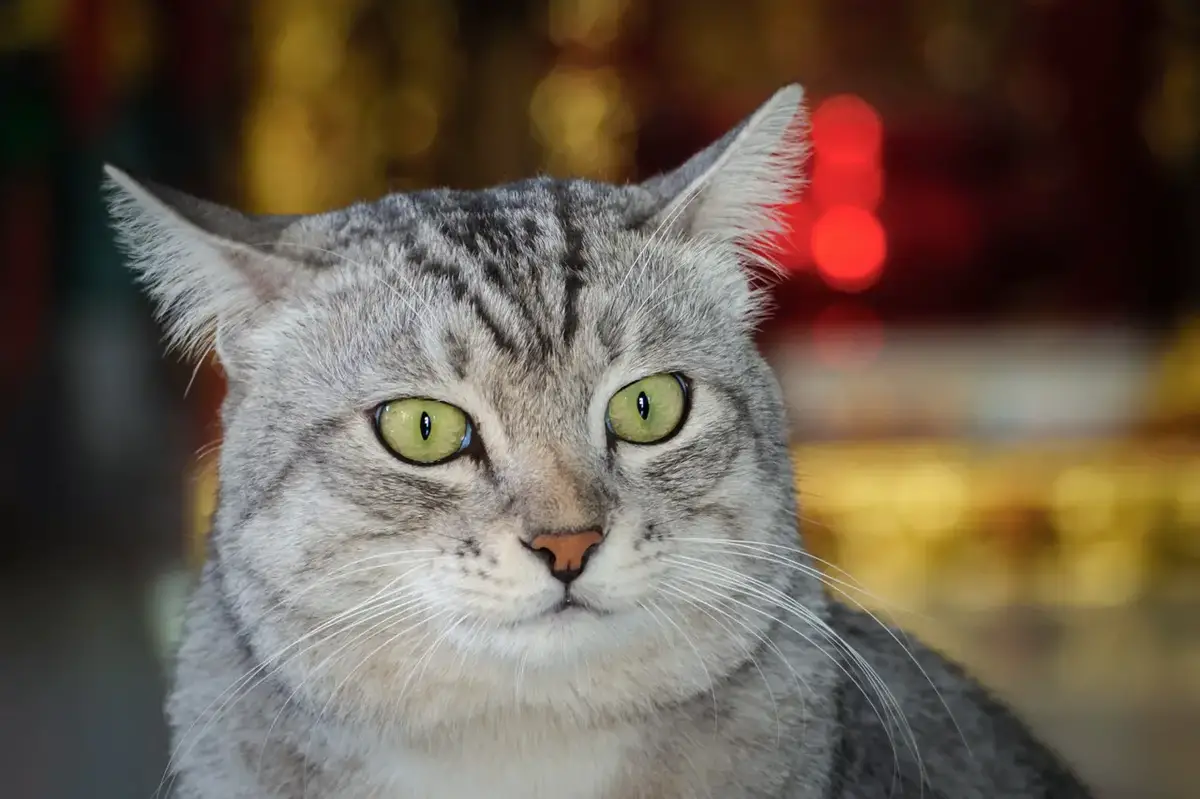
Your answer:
108,85 -> 822,732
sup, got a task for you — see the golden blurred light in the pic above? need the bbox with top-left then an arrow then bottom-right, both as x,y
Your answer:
1175,464 -> 1200,556
530,66 -> 634,178
245,94 -> 324,213
895,462 -> 969,540
189,457 -> 219,569
107,0 -> 155,89
1143,45 -> 1200,167
1061,539 -> 1147,608
761,0 -> 826,80
547,0 -> 630,50
1149,317 -> 1200,420
1051,467 -> 1119,541
267,6 -> 347,93
380,85 -> 441,159
0,0 -> 64,53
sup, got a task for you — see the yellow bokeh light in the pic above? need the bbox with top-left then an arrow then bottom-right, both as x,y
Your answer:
267,6 -> 348,94
1051,467 -> 1119,541
894,461 -> 969,539
245,93 -> 324,213
547,0 -> 631,50
1175,463 -> 1200,556
530,66 -> 634,178
189,457 -> 219,569
380,86 -> 441,159
1060,539 -> 1147,608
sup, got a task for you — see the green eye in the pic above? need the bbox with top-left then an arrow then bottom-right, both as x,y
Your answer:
606,373 -> 689,445
374,398 -> 473,465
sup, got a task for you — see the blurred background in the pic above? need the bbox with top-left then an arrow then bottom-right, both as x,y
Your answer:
1,0 -> 1197,797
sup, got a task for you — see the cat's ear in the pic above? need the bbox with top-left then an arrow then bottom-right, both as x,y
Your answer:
637,84 -> 808,268
102,165 -> 314,372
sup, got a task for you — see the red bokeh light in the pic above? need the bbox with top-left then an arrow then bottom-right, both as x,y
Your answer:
811,158 -> 883,211
811,205 -> 887,292
811,94 -> 883,165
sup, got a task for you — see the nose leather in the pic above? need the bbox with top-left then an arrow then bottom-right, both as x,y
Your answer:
528,529 -> 604,574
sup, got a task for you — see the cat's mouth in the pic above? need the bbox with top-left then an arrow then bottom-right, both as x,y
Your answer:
545,593 -> 609,618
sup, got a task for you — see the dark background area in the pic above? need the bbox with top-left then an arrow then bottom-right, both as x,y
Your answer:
1,1 -> 1198,797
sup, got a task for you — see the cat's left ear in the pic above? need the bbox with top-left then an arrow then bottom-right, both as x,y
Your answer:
103,165 -> 318,375
636,84 -> 808,269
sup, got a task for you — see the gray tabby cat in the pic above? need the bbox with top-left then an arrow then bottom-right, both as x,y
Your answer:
105,85 -> 1093,798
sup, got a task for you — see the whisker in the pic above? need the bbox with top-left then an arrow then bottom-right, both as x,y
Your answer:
639,597 -> 720,731
159,556 -> 446,797
663,558 -> 916,790
673,541 -> 971,764
162,589 -> 424,798
613,173 -> 707,299
193,437 -> 223,462
299,605 -> 456,799
653,582 -> 791,747
675,537 -> 921,618
255,595 -> 439,782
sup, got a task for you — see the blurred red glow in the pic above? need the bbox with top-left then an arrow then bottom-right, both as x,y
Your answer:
811,159 -> 883,210
811,94 -> 882,165
811,205 -> 887,292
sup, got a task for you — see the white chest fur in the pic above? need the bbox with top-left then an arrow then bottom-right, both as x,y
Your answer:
354,722 -> 641,799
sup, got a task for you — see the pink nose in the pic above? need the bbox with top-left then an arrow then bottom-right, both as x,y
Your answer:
527,529 -> 604,583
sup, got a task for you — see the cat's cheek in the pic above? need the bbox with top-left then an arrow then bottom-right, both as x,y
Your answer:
420,540 -> 564,625
568,535 -> 665,612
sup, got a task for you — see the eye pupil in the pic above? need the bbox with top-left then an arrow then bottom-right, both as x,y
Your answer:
420,411 -> 432,440
636,391 -> 650,420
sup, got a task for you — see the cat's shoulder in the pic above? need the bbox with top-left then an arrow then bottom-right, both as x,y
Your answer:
822,602 -> 1094,798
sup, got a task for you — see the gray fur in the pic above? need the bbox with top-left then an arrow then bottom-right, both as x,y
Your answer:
105,85 -> 1092,798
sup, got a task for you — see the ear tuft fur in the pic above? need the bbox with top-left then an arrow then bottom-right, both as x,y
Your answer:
102,165 -> 307,364
638,84 -> 810,274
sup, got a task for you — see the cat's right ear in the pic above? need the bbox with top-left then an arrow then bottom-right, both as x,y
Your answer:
102,165 -> 313,374
635,85 -> 809,272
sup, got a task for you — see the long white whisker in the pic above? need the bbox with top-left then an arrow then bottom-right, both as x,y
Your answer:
654,582 -> 789,747
300,605 -> 456,799
675,537 -> 920,617
664,556 -> 922,792
613,174 -> 706,298
255,593 -> 436,782
640,599 -> 719,728
162,589 -> 422,798
673,542 -> 970,764
159,556 -> 446,797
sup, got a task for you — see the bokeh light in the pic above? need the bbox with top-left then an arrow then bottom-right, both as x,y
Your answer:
811,93 -> 883,165
811,205 -> 887,292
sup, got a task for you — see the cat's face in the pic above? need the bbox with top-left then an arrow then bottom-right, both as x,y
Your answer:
109,85 -> 819,731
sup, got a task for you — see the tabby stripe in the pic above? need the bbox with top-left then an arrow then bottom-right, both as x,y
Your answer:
480,258 -> 554,361
418,258 -> 520,357
236,418 -> 340,530
552,182 -> 588,348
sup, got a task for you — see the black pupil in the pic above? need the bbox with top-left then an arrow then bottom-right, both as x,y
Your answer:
636,391 -> 650,420
420,411 -> 432,440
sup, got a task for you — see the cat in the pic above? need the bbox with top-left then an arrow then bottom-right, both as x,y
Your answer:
105,85 -> 1094,798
